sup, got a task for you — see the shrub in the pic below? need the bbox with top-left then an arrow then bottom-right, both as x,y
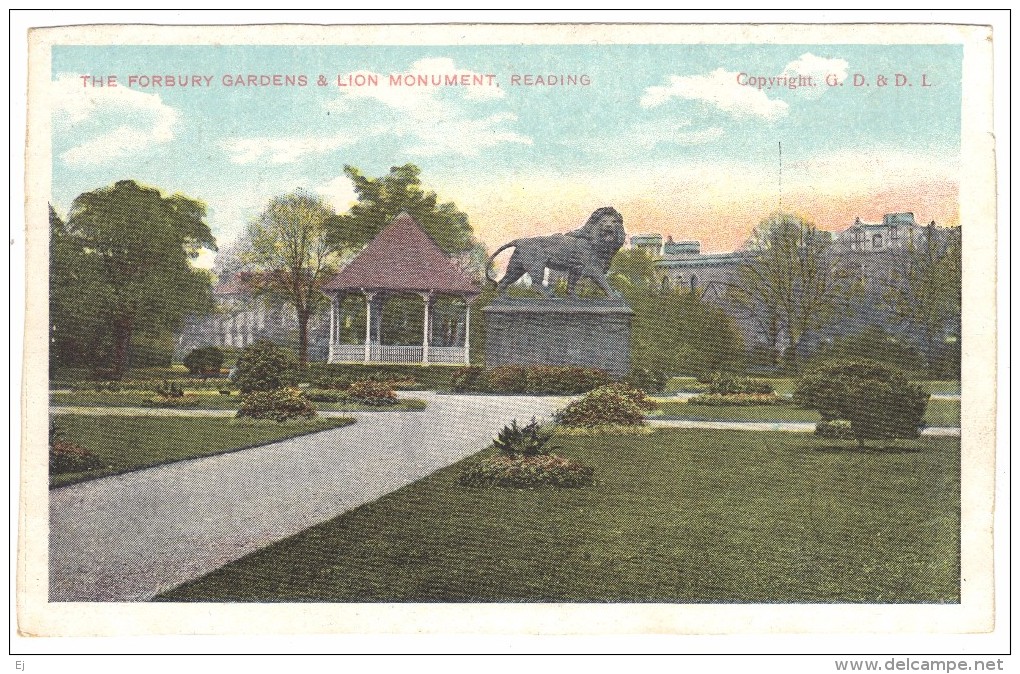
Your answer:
459,453 -> 594,489
306,363 -> 452,391
707,372 -> 775,395
450,366 -> 486,392
814,419 -> 855,440
182,346 -> 225,375
524,366 -> 611,394
553,383 -> 655,428
624,367 -> 670,393
346,379 -> 397,406
233,341 -> 298,394
795,360 -> 930,447
237,388 -> 317,422
151,380 -> 185,398
492,418 -> 558,456
49,423 -> 102,475
449,365 -> 612,394
303,389 -> 350,403
486,365 -> 531,394
686,392 -> 785,406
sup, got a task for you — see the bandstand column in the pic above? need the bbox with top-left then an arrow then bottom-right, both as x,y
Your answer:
363,290 -> 375,363
463,299 -> 471,365
420,291 -> 433,365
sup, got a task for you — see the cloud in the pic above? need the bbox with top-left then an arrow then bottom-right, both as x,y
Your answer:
641,68 -> 789,121
51,73 -> 180,165
627,120 -> 725,149
327,57 -> 530,157
315,175 -> 359,213
218,57 -> 522,165
401,112 -> 532,157
782,53 -> 849,98
220,133 -> 358,164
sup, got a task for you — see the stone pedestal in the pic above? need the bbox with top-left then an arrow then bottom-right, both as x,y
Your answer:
482,297 -> 634,377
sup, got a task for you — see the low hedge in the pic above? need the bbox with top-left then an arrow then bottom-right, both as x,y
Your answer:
450,365 -> 612,394
305,363 -> 456,391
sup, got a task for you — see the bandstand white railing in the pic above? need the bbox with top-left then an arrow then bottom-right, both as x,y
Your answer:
328,343 -> 466,365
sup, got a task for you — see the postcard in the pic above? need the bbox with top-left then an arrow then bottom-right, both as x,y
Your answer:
19,21 -> 997,638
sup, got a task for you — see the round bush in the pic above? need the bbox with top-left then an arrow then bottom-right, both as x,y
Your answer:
237,388 -> 317,422
795,360 -> 929,446
182,346 -> 225,376
553,383 -> 657,428
233,341 -> 298,394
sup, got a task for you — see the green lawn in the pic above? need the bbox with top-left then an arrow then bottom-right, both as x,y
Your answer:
50,391 -> 427,412
654,398 -> 960,427
158,428 -> 960,603
50,415 -> 354,488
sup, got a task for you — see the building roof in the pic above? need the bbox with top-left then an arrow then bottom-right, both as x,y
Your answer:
322,212 -> 481,296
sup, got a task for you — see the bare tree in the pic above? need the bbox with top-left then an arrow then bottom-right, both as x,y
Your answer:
885,222 -> 962,376
727,213 -> 854,370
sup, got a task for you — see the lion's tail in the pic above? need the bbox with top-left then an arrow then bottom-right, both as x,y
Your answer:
485,241 -> 517,285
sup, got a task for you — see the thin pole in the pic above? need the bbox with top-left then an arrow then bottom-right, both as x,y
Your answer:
463,299 -> 471,365
363,291 -> 373,363
778,141 -> 783,213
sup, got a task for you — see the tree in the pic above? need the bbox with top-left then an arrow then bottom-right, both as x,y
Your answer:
327,164 -> 476,255
609,247 -> 661,289
241,190 -> 343,367
727,212 -> 853,371
794,360 -> 930,448
619,283 -> 744,377
53,181 -> 216,377
885,223 -> 962,377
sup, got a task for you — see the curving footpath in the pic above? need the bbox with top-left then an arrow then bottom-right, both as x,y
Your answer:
49,394 -> 961,602
48,393 -> 568,602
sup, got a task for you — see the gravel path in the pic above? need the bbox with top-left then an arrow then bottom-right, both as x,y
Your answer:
648,418 -> 961,436
48,393 -> 568,602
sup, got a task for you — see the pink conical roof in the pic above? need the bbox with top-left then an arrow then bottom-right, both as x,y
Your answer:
322,212 -> 481,295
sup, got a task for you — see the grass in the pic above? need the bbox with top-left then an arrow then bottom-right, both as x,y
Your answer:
157,428 -> 960,603
49,415 -> 355,488
50,391 -> 427,412
654,398 -> 960,427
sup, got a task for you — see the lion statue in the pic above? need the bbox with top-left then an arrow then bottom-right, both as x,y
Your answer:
485,207 -> 626,298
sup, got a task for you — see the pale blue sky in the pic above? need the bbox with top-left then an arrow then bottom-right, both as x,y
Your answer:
50,43 -> 963,258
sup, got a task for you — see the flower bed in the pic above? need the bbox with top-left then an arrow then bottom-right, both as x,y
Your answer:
553,383 -> 657,427
685,392 -> 786,406
459,453 -> 594,489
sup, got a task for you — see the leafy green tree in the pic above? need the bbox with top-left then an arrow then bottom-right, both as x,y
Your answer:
885,223 -> 962,377
794,360 -> 930,448
53,181 -> 216,377
327,164 -> 476,255
620,284 -> 744,377
241,190 -> 343,366
728,212 -> 853,371
609,247 -> 661,289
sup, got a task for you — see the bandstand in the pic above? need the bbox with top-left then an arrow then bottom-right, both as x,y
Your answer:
322,212 -> 481,365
